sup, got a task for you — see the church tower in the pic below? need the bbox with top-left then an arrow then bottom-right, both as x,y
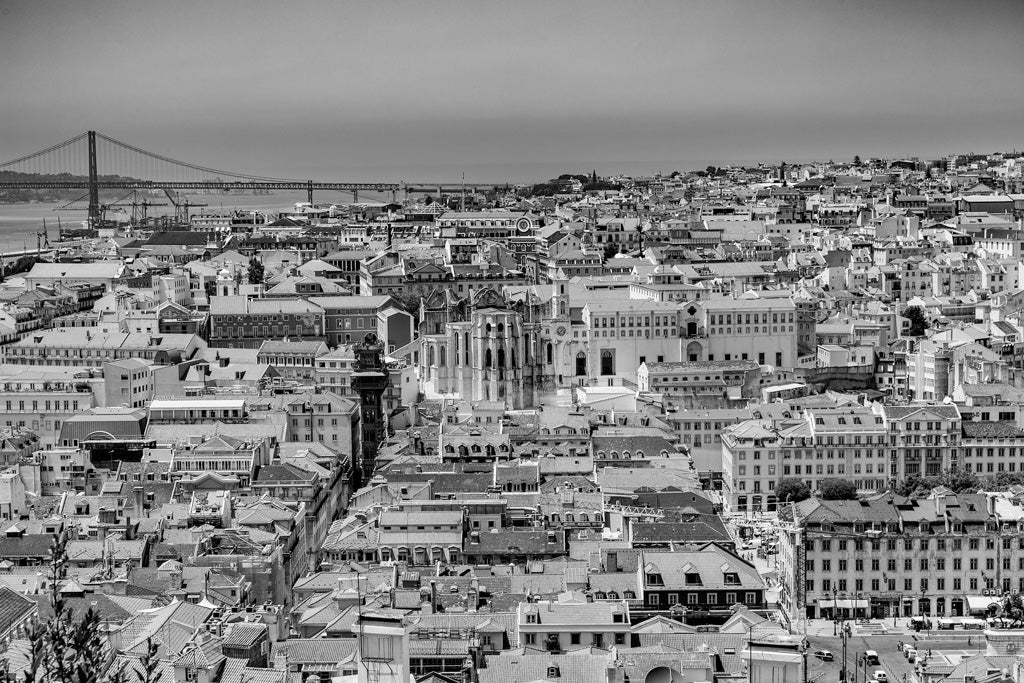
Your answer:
216,267 -> 238,297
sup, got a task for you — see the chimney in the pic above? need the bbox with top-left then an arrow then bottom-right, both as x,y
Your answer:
988,494 -> 996,517
430,580 -> 438,613
935,492 -> 946,517
133,486 -> 145,519
469,578 -> 479,613
606,551 -> 618,573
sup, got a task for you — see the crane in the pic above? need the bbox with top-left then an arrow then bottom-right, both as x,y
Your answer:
162,189 -> 208,224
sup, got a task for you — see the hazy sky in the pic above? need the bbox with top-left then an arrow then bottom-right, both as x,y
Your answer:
1,0 -> 1022,181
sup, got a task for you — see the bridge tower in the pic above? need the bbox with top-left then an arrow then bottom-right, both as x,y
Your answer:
87,131 -> 99,228
351,333 -> 390,483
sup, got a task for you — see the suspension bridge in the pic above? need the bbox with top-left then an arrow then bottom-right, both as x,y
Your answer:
0,131 -> 508,226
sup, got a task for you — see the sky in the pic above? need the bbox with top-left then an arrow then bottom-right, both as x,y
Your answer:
1,0 -> 1022,182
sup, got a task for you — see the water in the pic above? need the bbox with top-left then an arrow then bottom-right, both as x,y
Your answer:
0,191 -> 320,252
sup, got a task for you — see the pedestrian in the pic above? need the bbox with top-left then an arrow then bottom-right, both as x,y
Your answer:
968,637 -> 972,646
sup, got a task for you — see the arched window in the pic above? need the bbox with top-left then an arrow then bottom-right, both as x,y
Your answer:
511,348 -> 517,367
471,444 -> 482,453
623,451 -> 631,459
579,513 -> 589,522
600,349 -> 614,375
524,333 -> 530,362
485,323 -> 492,334
439,346 -> 446,367
486,445 -> 496,456
576,351 -> 586,376
464,332 -> 470,364
546,343 -> 553,364
498,347 -> 506,368
594,591 -> 606,600
551,513 -> 560,522
635,450 -> 645,459
428,346 -> 435,366
497,322 -> 505,335
566,513 -> 575,522
485,348 -> 492,368
444,444 -> 455,453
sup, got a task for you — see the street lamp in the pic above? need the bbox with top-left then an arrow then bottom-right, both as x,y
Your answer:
833,585 -> 839,635
839,621 -> 852,683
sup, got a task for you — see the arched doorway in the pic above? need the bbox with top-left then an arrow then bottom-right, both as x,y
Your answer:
600,350 -> 614,376
686,341 -> 702,362
576,352 -> 587,376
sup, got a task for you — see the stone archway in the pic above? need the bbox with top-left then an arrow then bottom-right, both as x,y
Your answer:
686,341 -> 702,362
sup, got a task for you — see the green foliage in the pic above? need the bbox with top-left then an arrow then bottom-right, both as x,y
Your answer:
818,478 -> 858,500
246,257 -> 265,285
904,305 -> 929,336
602,243 -> 620,261
776,478 -> 812,503
853,155 -> 862,166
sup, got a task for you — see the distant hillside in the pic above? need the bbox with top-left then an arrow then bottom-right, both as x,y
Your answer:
0,171 -> 146,204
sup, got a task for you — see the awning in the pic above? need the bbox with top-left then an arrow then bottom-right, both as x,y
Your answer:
966,595 -> 1000,612
817,599 -> 869,609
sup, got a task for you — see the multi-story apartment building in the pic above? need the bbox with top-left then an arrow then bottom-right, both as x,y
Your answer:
0,370 -> 97,446
882,404 -> 962,482
637,360 -> 760,409
308,295 -> 412,351
256,340 -> 329,381
1,329 -> 203,367
721,405 -> 888,514
434,211 -> 538,239
778,492 -> 1024,625
209,297 -> 325,349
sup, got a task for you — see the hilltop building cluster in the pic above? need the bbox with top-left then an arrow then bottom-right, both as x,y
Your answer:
1,152 -> 1024,681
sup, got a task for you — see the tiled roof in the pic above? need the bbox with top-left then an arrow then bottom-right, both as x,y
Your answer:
0,587 -> 35,634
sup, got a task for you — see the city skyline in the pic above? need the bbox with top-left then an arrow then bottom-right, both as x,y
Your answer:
1,0 -> 1023,181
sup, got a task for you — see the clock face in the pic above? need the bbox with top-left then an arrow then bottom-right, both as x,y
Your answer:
556,326 -> 567,336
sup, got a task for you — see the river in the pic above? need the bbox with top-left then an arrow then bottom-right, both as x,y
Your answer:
0,190 -> 350,252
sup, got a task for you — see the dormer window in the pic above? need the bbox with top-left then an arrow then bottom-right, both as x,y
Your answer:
526,613 -> 538,624
547,665 -> 560,678
685,572 -> 702,586
724,573 -> 740,585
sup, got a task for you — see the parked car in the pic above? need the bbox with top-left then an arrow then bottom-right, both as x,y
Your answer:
874,671 -> 888,682
814,650 -> 834,661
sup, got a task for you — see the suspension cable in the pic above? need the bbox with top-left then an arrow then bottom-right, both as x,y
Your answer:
0,132 -> 89,169
95,132 -> 305,182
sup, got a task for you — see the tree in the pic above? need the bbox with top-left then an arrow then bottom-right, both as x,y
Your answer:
24,532 -> 110,683
904,305 -> 929,336
603,243 -> 620,261
247,257 -> 264,285
706,166 -> 717,177
776,478 -> 812,503
988,471 -> 1024,490
818,478 -> 858,500
853,155 -> 862,166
